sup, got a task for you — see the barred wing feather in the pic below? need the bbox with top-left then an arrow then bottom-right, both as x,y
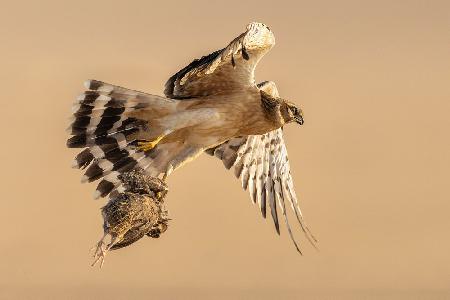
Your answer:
206,129 -> 317,253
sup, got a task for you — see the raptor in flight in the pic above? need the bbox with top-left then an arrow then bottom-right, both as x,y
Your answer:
68,22 -> 316,252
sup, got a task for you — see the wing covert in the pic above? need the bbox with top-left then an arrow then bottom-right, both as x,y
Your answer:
164,22 -> 275,99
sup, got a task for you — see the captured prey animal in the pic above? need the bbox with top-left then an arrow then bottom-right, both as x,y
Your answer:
91,170 -> 169,267
67,22 -> 317,252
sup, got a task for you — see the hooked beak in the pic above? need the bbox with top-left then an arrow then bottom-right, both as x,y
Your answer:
295,115 -> 304,125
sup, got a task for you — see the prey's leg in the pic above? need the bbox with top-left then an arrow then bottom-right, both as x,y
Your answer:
90,233 -> 121,268
91,233 -> 109,267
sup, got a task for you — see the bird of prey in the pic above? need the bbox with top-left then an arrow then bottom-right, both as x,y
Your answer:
68,22 -> 316,252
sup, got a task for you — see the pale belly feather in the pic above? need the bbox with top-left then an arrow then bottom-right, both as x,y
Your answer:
155,88 -> 280,150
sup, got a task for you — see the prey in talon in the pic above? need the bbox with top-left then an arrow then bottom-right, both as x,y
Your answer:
91,170 -> 169,268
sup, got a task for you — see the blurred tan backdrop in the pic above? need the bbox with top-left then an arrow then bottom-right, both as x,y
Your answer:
0,0 -> 449,299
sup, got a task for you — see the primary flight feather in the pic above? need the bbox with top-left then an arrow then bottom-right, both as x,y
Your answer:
68,22 -> 316,252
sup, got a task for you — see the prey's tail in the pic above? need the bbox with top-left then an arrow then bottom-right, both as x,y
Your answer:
67,80 -> 177,198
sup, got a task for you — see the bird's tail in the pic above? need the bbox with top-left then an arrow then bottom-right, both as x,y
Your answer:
67,80 -> 177,198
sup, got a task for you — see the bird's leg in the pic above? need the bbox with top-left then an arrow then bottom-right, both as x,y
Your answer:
137,135 -> 165,152
137,129 -> 173,152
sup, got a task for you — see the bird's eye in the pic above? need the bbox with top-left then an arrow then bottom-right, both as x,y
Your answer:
291,107 -> 297,115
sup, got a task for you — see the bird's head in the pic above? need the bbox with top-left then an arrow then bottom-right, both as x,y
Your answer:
284,102 -> 304,125
258,81 -> 304,126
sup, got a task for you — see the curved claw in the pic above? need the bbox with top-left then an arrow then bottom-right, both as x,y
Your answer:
137,134 -> 165,152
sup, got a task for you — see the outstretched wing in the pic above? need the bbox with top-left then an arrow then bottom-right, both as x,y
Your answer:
164,22 -> 275,99
206,129 -> 317,253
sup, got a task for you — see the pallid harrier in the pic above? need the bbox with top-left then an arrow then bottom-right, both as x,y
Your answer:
68,22 -> 316,252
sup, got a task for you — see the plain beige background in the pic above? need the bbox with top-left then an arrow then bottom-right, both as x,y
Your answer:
1,0 -> 449,299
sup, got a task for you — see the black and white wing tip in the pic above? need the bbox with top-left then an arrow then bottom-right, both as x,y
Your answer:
207,129 -> 318,254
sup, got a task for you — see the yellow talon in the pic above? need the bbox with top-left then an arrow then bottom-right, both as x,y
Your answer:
137,134 -> 165,152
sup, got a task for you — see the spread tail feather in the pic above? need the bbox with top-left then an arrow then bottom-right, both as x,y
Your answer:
67,80 -> 177,198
